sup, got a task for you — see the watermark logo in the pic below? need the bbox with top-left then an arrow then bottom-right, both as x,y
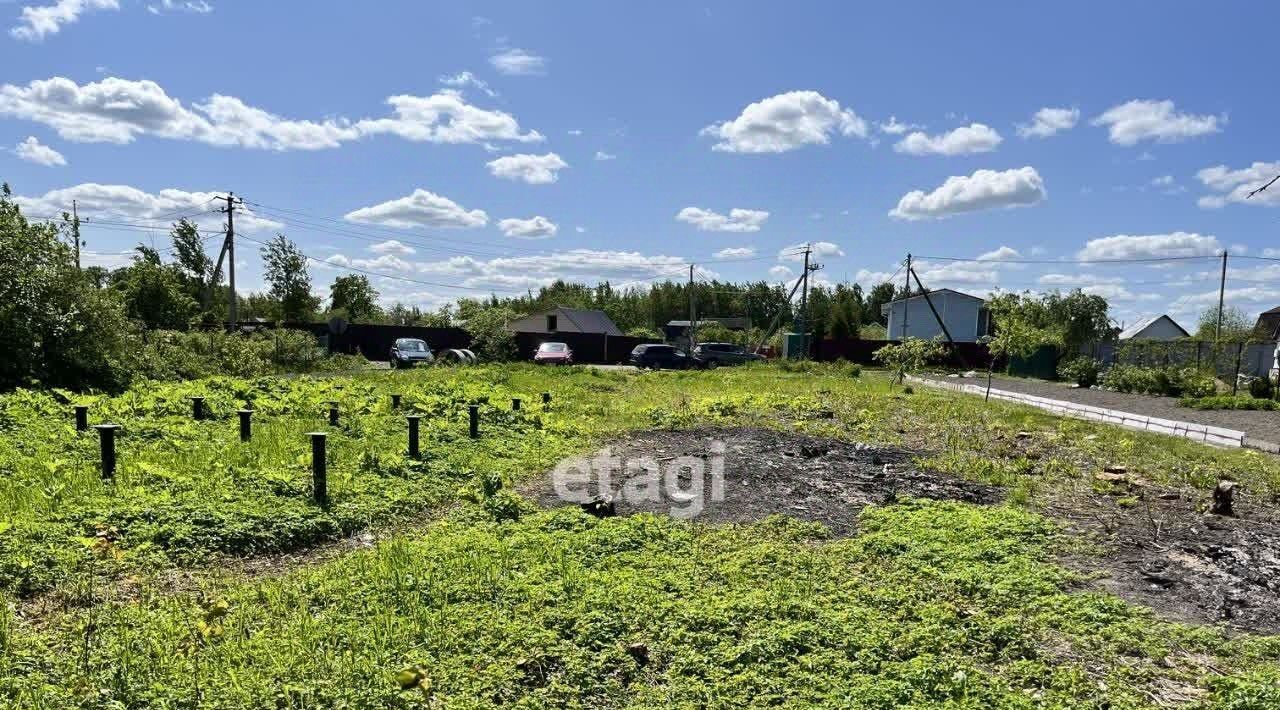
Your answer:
552,441 -> 725,519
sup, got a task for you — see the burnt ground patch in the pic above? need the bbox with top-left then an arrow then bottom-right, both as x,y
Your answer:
1047,478 -> 1280,635
525,427 -> 1000,536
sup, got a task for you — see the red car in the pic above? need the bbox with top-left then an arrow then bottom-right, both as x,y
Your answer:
533,341 -> 573,365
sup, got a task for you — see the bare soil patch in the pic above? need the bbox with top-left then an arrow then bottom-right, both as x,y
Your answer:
525,427 -> 1001,536
1048,480 -> 1280,634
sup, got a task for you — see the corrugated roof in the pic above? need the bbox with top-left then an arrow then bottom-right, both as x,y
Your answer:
551,307 -> 624,336
1118,314 -> 1188,340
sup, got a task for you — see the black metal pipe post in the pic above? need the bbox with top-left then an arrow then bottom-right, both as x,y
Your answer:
391,393 -> 403,410
468,404 -> 479,439
407,415 -> 422,458
541,392 -> 552,408
74,405 -> 88,432
327,401 -> 339,426
308,432 -> 328,506
190,396 -> 205,421
237,409 -> 253,442
512,397 -> 521,411
94,424 -> 121,480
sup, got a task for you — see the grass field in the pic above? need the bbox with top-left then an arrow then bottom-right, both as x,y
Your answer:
2,363 -> 1280,708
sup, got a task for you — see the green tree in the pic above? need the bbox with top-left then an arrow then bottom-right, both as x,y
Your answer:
328,274 -> 381,322
111,254 -> 200,329
865,282 -> 896,327
873,337 -> 947,386
1195,304 -> 1253,342
261,234 -> 320,322
0,183 -> 138,391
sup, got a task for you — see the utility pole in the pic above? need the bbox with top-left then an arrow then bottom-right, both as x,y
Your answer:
71,200 -> 81,270
688,263 -> 696,352
1215,250 -> 1227,344
212,193 -> 242,329
799,245 -> 811,349
901,253 -> 911,341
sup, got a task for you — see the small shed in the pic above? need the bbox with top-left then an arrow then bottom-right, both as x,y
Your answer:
881,289 -> 990,343
506,307 -> 624,336
1254,306 -> 1280,340
1118,314 -> 1188,341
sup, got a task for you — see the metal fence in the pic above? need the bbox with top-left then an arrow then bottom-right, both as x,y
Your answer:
1084,340 -> 1280,380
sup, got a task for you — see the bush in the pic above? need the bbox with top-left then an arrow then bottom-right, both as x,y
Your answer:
1249,376 -> 1275,400
1100,364 -> 1215,397
132,329 -> 362,382
873,337 -> 947,385
1056,357 -> 1100,388
1180,395 -> 1279,411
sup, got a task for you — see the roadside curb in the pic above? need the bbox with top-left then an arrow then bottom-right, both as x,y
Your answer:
909,375 -> 1249,449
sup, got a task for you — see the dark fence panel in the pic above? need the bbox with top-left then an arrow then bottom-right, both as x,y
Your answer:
1085,339 -> 1279,380
813,338 -> 996,370
513,331 -> 660,364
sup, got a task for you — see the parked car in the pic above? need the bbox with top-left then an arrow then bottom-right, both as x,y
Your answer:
389,338 -> 434,368
629,343 -> 698,370
692,342 -> 765,368
534,341 -> 573,365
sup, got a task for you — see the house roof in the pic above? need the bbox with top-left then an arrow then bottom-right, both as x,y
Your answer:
1255,308 -> 1280,339
880,288 -> 983,314
1118,314 -> 1189,340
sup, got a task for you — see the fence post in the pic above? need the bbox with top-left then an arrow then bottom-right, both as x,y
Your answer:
307,432 -> 328,506
406,415 -> 422,458
326,401 -> 339,426
468,404 -> 479,439
189,396 -> 206,421
74,405 -> 89,432
391,393 -> 403,410
542,392 -> 552,409
237,409 -> 253,442
1232,342 -> 1243,396
512,397 -> 521,411
94,424 -> 121,480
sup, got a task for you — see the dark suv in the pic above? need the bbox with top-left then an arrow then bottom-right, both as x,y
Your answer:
629,344 -> 697,370
692,342 -> 765,368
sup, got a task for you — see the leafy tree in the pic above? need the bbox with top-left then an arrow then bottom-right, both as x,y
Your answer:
873,337 -> 947,386
459,303 -> 519,361
83,266 -> 110,289
986,289 -> 1108,357
865,282 -> 896,327
328,274 -> 381,322
261,234 -> 320,322
0,183 -> 138,391
1195,304 -> 1253,342
111,254 -> 200,329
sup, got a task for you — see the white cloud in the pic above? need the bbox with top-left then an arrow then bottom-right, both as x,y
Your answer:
976,246 -> 1022,262
1264,248 -> 1280,258
344,189 -> 488,229
1039,273 -> 1123,287
485,152 -> 567,184
1152,175 -> 1174,186
575,226 -> 586,233
893,123 -> 1002,156
770,265 -> 794,280
489,48 -> 546,76
878,116 -> 920,135
0,77 -> 542,149
438,71 -> 497,98
567,129 -> 582,136
675,207 -> 769,233
1092,99 -> 1222,146
498,215 -> 558,239
13,182 -> 281,231
147,0 -> 212,14
701,90 -> 868,153
1171,287 -> 1280,316
593,150 -> 616,161
12,135 -> 66,166
889,167 -> 1046,220
10,0 -> 118,42
1015,107 -> 1079,139
1196,161 -> 1280,208
369,239 -> 416,256
714,247 -> 756,258
1075,232 -> 1222,261
778,241 -> 843,262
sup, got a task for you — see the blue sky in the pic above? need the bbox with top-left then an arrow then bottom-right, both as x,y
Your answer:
2,0 -> 1278,327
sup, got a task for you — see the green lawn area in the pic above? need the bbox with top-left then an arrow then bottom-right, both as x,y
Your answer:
2,364 -> 1279,708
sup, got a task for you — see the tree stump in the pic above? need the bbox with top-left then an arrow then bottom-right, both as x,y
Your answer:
1212,480 -> 1237,517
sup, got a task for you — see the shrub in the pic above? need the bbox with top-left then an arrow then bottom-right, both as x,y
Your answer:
873,337 -> 947,385
1056,357 -> 1100,388
1249,376 -> 1275,400
1180,395 -> 1278,411
1100,364 -> 1215,397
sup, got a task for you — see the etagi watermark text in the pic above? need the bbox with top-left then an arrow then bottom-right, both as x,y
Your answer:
552,441 -> 726,519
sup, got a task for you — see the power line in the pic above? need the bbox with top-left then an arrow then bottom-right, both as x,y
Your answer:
235,233 -> 513,293
914,253 -> 1221,265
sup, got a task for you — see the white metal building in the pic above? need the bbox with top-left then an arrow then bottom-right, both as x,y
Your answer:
1117,314 -> 1188,341
881,289 -> 990,342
